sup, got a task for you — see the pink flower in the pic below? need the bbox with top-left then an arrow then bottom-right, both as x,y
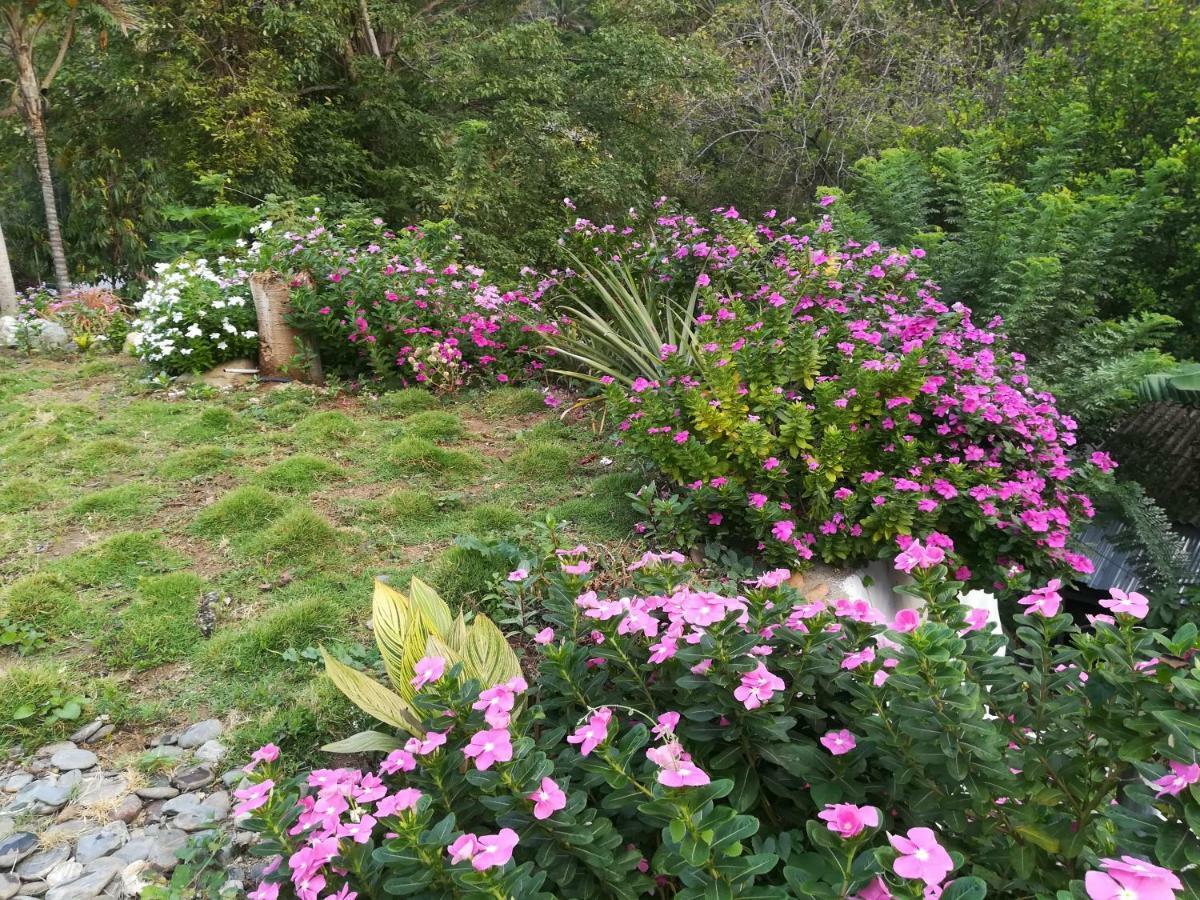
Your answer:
405,730 -> 447,756
708,512 -> 724,525
1152,760 -> 1200,797
648,743 -> 712,788
410,655 -> 446,690
889,827 -> 954,886
472,828 -> 519,871
1099,588 -> 1149,620
852,876 -> 893,900
233,779 -> 274,818
243,743 -> 281,773
772,520 -> 795,541
562,561 -> 592,576
673,431 -> 689,444
820,729 -> 857,755
652,711 -> 680,738
376,788 -> 423,816
893,609 -> 921,632
507,568 -> 529,582
1085,856 -> 1182,900
819,195 -> 837,207
696,273 -> 711,287
249,883 -> 280,900
567,708 -> 612,756
763,457 -> 781,471
734,662 -> 786,709
462,728 -> 513,770
894,540 -> 945,573
1090,450 -> 1117,473
1018,579 -> 1063,617
960,607 -> 991,635
818,803 -> 880,838
337,813 -> 377,844
751,568 -> 791,589
529,777 -> 567,819
380,749 -> 416,775
748,493 -> 768,509
448,833 -> 477,865
324,885 -> 357,900
533,626 -> 555,644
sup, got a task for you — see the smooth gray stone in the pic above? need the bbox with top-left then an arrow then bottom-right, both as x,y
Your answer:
176,720 -> 222,750
49,748 -> 97,772
112,796 -> 142,824
2,774 -> 32,794
160,793 -> 201,817
193,741 -> 226,764
0,832 -> 37,867
15,845 -> 70,881
76,822 -> 128,864
170,766 -> 214,792
67,721 -> 105,745
113,824 -> 187,871
44,859 -> 122,900
0,874 -> 19,900
140,745 -> 184,763
134,782 -> 178,801
34,743 -> 76,760
76,775 -> 126,806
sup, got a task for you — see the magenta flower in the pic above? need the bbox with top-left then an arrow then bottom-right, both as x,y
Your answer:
337,813 -> 377,844
410,655 -> 446,690
772,520 -> 796,541
507,568 -> 529,582
1085,856 -> 1182,900
734,662 -> 786,709
1018,579 -> 1063,617
889,827 -> 954,886
462,728 -> 513,770
562,561 -> 592,576
529,777 -> 567,820
818,803 -> 880,838
243,743 -> 281,773
893,609 -> 921,632
851,876 -> 893,899
533,626 -> 555,644
376,788 -> 422,816
648,743 -> 712,787
820,729 -> 857,756
894,540 -> 945,573
379,749 -> 416,775
1099,588 -> 1149,620
751,568 -> 791,589
819,195 -> 837,207
652,711 -> 680,738
248,883 -> 280,900
567,708 -> 612,756
448,833 -> 477,864
960,607 -> 991,635
233,779 -> 274,818
1152,760 -> 1200,797
472,828 -> 520,871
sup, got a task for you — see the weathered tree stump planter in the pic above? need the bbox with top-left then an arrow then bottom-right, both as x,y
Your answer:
249,272 -> 324,384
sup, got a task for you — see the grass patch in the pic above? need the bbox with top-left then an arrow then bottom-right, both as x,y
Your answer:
199,597 -> 346,676
468,502 -> 523,534
0,478 -> 51,513
191,486 -> 287,538
107,573 -> 204,671
256,455 -> 345,493
429,546 -> 508,608
172,406 -> 246,443
382,488 -> 441,525
0,573 -> 84,635
0,663 -> 85,748
65,438 -> 141,476
481,386 -> 546,418
68,484 -> 161,522
402,410 -> 464,443
376,388 -> 439,417
8,425 -> 70,459
512,440 -> 576,480
56,531 -> 187,588
158,446 -> 236,480
243,507 -> 342,567
381,437 -> 479,477
292,411 -> 362,447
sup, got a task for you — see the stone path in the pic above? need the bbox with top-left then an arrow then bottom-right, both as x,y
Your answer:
0,719 -> 262,898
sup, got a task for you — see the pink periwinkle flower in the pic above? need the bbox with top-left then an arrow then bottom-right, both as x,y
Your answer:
376,788 -> 423,816
243,743 -> 281,773
462,728 -> 513,771
889,827 -> 954,886
562,561 -> 592,576
533,626 -> 555,644
233,779 -> 274,818
1084,856 -> 1182,900
1099,588 -> 1149,620
567,708 -> 612,756
818,803 -> 881,838
1018,579 -> 1063,617
1152,760 -> 1200,798
734,662 -> 786,709
530,777 -> 567,820
894,540 -> 945,573
851,876 -> 893,899
820,729 -> 857,756
410,655 -> 446,690
893,608 -> 921,632
507,568 -> 529,582
647,742 -> 711,788
471,828 -> 520,871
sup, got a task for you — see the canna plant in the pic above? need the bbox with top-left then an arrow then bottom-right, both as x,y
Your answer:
240,543 -> 1199,899
320,576 -> 520,749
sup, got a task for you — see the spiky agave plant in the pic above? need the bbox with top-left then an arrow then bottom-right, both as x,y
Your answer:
542,251 -> 705,387
320,576 -> 521,751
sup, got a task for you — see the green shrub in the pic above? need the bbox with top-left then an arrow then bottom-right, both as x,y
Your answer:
0,573 -> 83,635
191,486 -> 287,537
467,502 -> 523,534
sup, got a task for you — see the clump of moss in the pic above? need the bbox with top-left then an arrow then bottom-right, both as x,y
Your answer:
376,389 -> 439,418
68,484 -> 160,521
512,440 -> 576,480
381,437 -> 479,477
0,573 -> 84,635
403,410 -> 465,443
256,455 -> 345,493
383,488 -> 441,525
173,406 -> 246,442
191,486 -> 286,537
107,573 -> 204,671
292,411 -> 362,447
0,478 -> 51,513
243,507 -> 342,567
158,446 -> 235,480
56,531 -> 187,588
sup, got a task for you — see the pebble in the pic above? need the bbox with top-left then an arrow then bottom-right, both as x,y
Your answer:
49,748 -> 98,772
221,769 -> 246,788
171,765 -> 215,791
193,740 -> 226,764
76,775 -> 127,807
160,793 -> 202,817
45,858 -> 122,900
176,720 -> 223,750
85,725 -> 114,744
0,875 -> 17,900
35,743 -> 76,759
0,819 -> 13,839
114,824 -> 187,871
15,846 -> 71,881
134,782 -> 178,801
111,796 -> 142,824
140,745 -> 184,763
3,773 -> 33,793
67,721 -> 106,745
39,821 -> 91,843
0,832 -> 37,867
76,822 -> 128,864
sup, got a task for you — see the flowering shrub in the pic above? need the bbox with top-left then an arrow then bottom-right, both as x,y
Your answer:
238,540 -> 1200,898
267,211 -> 558,390
131,254 -> 260,374
45,287 -> 126,350
581,201 -> 1105,591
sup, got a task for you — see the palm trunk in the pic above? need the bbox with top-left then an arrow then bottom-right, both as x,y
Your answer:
0,219 -> 16,316
7,14 -> 70,295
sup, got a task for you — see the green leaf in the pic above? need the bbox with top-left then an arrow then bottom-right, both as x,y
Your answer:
941,876 -> 987,900
321,647 -> 420,734
320,730 -> 405,754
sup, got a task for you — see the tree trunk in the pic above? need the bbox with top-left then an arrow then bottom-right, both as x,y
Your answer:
249,272 -> 324,384
8,23 -> 70,295
0,219 -> 16,316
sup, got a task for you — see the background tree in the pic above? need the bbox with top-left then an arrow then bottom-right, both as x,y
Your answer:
0,218 -> 15,314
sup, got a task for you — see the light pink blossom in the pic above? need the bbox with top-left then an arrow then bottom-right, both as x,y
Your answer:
889,827 -> 954,886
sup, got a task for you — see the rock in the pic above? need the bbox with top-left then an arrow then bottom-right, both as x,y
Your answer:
0,832 -> 37,867
114,824 -> 187,871
83,726 -> 113,745
21,887 -> 47,899
174,792 -> 229,832
193,740 -> 226,764
176,720 -> 222,750
67,721 -> 106,745
45,860 -> 82,887
0,316 -> 14,348
15,845 -> 71,881
50,747 -> 97,772
170,765 -> 214,792
77,774 -> 127,807
29,775 -> 77,811
134,781 -> 178,801
45,858 -> 122,900
160,793 -> 201,817
0,874 -> 18,900
140,745 -> 184,763
221,769 -> 246,788
39,821 -> 91,843
34,743 -> 76,760
3,774 -> 32,793
16,320 -> 69,352
0,818 -> 13,839
111,796 -> 142,825
149,732 -> 177,748
76,822 -> 128,864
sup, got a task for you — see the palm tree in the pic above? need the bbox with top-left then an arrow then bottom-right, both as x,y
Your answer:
1,2 -> 139,295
